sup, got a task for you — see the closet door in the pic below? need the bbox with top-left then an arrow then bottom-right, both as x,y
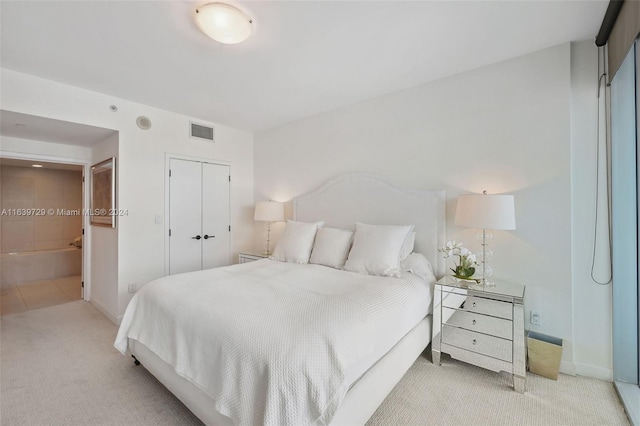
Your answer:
169,159 -> 203,275
202,163 -> 230,269
168,158 -> 231,275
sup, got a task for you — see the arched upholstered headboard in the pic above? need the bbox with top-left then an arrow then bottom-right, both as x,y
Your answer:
293,173 -> 446,278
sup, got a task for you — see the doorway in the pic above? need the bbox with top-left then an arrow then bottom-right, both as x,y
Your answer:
0,110 -> 119,318
0,157 -> 85,315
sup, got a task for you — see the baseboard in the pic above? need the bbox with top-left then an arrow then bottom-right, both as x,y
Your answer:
90,298 -> 118,325
575,362 -> 613,381
559,360 -> 576,376
550,360 -> 612,381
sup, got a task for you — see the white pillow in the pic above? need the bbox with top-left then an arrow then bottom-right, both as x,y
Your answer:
270,220 -> 324,264
309,227 -> 354,269
399,231 -> 416,262
343,223 -> 414,277
400,253 -> 436,283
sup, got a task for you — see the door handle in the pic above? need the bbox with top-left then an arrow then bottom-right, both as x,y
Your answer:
203,235 -> 215,240
192,235 -> 201,240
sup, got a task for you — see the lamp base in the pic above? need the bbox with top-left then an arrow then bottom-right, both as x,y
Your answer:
479,228 -> 495,287
480,279 -> 496,287
264,222 -> 272,257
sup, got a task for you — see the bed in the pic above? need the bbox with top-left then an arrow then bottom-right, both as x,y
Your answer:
115,173 -> 448,425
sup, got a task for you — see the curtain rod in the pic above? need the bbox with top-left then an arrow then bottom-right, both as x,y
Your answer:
595,0 -> 625,46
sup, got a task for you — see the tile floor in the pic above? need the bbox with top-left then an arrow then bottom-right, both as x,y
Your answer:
0,275 -> 82,316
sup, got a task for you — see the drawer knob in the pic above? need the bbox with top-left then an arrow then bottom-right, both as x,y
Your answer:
472,302 -> 476,307
472,339 -> 477,345
472,319 -> 477,325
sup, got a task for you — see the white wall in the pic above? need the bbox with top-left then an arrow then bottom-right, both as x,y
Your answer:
0,69 -> 255,321
90,132 -> 119,322
570,41 -> 613,380
0,136 -> 92,160
255,43 -> 611,378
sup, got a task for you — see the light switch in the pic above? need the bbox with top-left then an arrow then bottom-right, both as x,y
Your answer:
155,214 -> 163,224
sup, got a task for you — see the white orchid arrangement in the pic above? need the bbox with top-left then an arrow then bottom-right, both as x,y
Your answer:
439,241 -> 479,280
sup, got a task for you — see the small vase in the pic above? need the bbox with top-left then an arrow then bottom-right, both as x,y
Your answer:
452,274 -> 479,285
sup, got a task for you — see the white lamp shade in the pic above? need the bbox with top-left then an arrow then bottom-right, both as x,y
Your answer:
254,201 -> 284,222
195,3 -> 253,45
454,193 -> 516,230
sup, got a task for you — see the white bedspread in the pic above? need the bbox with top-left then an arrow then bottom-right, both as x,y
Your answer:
114,260 -> 430,426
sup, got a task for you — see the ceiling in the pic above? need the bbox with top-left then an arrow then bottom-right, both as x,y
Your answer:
0,1 -> 608,132
0,110 -> 116,147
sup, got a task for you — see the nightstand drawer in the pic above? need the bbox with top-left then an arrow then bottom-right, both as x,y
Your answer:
442,325 -> 512,362
464,295 -> 513,320
440,288 -> 468,310
441,343 -> 514,374
443,308 -> 513,340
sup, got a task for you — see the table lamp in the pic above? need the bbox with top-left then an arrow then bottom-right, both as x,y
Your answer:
254,201 -> 284,255
454,191 -> 516,286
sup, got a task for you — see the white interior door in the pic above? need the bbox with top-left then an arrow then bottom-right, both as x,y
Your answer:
169,159 -> 203,274
202,163 -> 230,269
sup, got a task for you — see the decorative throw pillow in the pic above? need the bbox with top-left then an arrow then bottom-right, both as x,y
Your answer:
309,227 -> 354,269
398,231 -> 416,262
343,223 -> 414,277
400,253 -> 436,283
270,220 -> 324,264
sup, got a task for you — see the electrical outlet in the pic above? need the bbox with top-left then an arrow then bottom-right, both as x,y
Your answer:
128,283 -> 137,293
530,310 -> 542,326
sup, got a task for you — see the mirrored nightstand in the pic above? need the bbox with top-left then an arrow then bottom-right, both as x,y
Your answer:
432,276 -> 526,393
238,251 -> 269,263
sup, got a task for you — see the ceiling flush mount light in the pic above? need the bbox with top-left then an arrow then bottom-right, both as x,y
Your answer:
32,164 -> 43,168
195,3 -> 253,45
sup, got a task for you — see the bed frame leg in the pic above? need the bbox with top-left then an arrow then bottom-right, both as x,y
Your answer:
132,355 -> 141,366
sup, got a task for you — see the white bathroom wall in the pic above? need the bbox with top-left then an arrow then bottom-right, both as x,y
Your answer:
0,165 -> 82,253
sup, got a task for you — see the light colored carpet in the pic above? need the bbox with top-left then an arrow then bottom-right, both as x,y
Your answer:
0,301 -> 630,426
1,301 -> 201,426
368,354 -> 629,426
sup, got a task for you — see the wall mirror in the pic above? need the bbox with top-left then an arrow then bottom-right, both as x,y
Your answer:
91,157 -> 116,228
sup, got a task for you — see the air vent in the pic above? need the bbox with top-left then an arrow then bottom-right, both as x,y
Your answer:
190,122 -> 215,142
